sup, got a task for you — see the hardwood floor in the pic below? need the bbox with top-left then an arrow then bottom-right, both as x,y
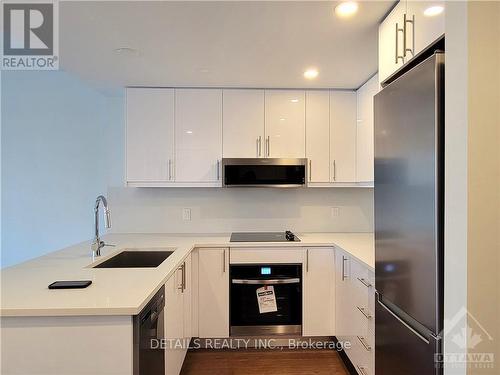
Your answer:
180,348 -> 350,375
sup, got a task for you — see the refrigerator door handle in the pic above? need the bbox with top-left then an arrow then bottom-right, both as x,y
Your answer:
376,292 -> 440,345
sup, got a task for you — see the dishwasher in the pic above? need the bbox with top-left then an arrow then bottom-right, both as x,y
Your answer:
133,286 -> 165,375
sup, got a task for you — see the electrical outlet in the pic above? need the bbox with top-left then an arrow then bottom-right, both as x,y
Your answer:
331,207 -> 340,218
182,208 -> 191,221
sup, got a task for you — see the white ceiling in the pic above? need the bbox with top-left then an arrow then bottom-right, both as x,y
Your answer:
60,1 -> 394,92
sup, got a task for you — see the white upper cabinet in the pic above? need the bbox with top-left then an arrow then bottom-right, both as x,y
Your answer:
305,91 -> 330,183
175,89 -> 223,183
379,1 -> 445,85
223,90 -> 265,158
356,75 -> 379,183
126,88 -> 174,183
406,1 -> 445,58
126,87 -> 372,187
330,91 -> 357,183
378,1 -> 407,85
265,90 -> 305,158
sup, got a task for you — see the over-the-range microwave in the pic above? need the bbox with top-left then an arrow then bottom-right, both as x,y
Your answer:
221,158 -> 307,188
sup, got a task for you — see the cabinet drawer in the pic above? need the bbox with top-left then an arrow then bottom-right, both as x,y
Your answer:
350,335 -> 374,375
229,247 -> 303,264
351,259 -> 374,294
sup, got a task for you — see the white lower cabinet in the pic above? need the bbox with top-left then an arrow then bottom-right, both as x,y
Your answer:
335,248 -> 375,375
165,255 -> 191,375
303,247 -> 335,336
198,248 -> 229,338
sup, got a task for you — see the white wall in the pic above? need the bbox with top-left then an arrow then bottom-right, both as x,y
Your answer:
444,3 -> 469,374
466,2 -> 500,373
108,186 -> 374,234
1,71 -> 115,267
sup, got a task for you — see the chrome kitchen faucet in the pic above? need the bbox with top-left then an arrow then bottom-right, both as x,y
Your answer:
91,195 -> 113,256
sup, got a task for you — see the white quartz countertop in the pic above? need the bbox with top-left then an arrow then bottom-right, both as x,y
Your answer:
0,232 -> 373,317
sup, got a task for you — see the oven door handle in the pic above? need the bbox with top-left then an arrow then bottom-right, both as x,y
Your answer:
231,278 -> 300,285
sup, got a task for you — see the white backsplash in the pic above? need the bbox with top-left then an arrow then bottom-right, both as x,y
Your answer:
108,187 -> 373,234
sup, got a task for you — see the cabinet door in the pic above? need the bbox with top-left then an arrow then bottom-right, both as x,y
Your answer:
330,91 -> 357,183
356,75 -> 379,183
223,90 -> 265,158
126,88 -> 174,182
165,269 -> 185,375
378,1 -> 406,84
198,248 -> 229,338
335,249 -> 353,340
175,89 -> 222,183
265,90 -> 305,158
305,91 -> 330,183
406,1 -> 445,58
303,248 -> 335,336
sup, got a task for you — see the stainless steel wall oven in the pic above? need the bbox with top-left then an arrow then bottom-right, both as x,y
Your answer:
230,264 -> 302,336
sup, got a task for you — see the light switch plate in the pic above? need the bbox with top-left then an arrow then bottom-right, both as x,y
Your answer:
182,208 -> 191,221
331,207 -> 340,217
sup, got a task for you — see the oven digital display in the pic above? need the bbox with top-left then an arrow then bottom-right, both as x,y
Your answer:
260,267 -> 271,275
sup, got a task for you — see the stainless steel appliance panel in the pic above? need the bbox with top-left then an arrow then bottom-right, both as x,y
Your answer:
374,53 -> 444,334
222,158 -> 307,187
133,286 -> 165,375
230,264 -> 302,336
376,296 -> 441,375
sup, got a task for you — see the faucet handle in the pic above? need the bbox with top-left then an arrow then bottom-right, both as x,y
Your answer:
103,243 -> 116,248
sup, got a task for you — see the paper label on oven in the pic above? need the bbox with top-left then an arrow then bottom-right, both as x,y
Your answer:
256,285 -> 278,314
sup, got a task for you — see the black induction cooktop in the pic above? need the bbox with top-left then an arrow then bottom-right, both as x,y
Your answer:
230,231 -> 300,242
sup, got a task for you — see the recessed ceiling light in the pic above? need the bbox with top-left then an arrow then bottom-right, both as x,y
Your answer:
290,98 -> 299,103
114,47 -> 139,56
423,5 -> 444,17
304,68 -> 319,79
186,130 -> 193,134
335,2 -> 359,18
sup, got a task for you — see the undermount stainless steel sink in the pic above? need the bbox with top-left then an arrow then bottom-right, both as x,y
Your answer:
93,250 -> 174,268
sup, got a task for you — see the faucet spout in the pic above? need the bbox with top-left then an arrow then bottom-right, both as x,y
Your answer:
92,195 -> 112,256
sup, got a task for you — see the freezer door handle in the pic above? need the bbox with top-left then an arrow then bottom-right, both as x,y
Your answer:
376,292 -> 440,345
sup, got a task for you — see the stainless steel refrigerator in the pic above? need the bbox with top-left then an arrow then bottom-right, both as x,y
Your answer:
374,52 -> 444,375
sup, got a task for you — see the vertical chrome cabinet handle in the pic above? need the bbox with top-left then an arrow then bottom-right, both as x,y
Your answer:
181,262 -> 186,292
309,160 -> 312,182
258,136 -> 262,157
395,22 -> 405,64
356,365 -> 369,375
266,136 -> 270,157
177,265 -> 183,290
306,249 -> 309,272
403,13 -> 415,58
168,159 -> 172,181
222,249 -> 226,273
342,256 -> 348,281
333,160 -> 337,181
216,160 -> 220,180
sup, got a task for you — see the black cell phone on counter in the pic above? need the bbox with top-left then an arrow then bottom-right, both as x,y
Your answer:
48,280 -> 92,289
